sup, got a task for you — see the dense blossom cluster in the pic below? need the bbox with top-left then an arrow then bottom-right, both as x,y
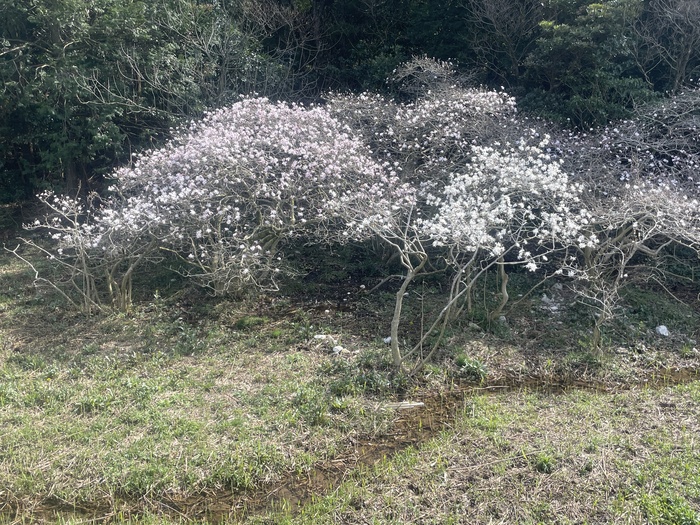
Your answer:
423,139 -> 593,266
327,86 -> 516,182
534,86 -> 700,198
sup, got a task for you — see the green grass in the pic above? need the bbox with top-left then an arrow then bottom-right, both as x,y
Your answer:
2,245 -> 700,524
0,252 -> 402,522
257,382 -> 700,524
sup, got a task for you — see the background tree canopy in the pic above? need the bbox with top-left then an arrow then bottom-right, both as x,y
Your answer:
1,0 -> 699,203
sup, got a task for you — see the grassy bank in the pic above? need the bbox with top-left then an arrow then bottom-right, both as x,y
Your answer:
1,242 -> 699,524
259,382 -> 700,524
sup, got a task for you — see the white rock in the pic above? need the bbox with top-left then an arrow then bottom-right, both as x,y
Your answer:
655,325 -> 670,337
383,336 -> 392,344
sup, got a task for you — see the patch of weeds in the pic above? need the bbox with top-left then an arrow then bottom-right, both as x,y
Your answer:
295,316 -> 316,342
234,315 -> 269,330
489,433 -> 511,452
73,388 -> 119,415
640,493 -> 700,525
465,397 -> 507,433
0,383 -> 17,406
361,352 -> 409,394
562,350 -> 603,374
20,383 -> 61,408
679,344 -> 697,358
325,360 -> 362,397
532,501 -> 555,522
324,348 -> 409,397
488,317 -> 513,340
118,461 -> 173,497
575,329 -> 613,355
121,377 -> 163,406
172,322 -> 206,356
533,452 -> 556,474
293,384 -> 330,426
583,438 -> 599,454
454,353 -> 487,382
622,286 -> 699,337
358,367 -> 408,394
7,353 -> 47,371
141,317 -> 206,356
579,459 -> 594,475
419,362 -> 448,383
330,397 -> 350,413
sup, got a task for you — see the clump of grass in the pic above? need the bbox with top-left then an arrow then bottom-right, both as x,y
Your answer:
533,451 -> 556,474
234,315 -> 269,330
324,347 -> 409,397
292,384 -> 331,426
454,353 -> 487,382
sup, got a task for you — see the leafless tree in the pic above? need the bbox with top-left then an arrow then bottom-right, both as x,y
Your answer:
238,0 -> 333,96
461,0 -> 543,83
631,0 -> 700,93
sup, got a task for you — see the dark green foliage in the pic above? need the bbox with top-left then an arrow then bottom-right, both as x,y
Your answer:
0,0 -> 277,203
534,452 -> 556,474
2,0 -> 698,204
292,384 -> 330,426
316,0 -> 666,127
520,0 -> 657,127
622,286 -> 700,338
234,316 -> 269,331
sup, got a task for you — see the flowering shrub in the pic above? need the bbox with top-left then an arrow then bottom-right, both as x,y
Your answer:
23,96 -> 411,306
17,67 -> 700,363
524,89 -> 700,350
326,72 -> 584,369
20,190 -> 165,312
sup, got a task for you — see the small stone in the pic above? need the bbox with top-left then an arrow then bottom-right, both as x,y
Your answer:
383,336 -> 392,344
655,325 -> 670,337
331,345 -> 345,355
